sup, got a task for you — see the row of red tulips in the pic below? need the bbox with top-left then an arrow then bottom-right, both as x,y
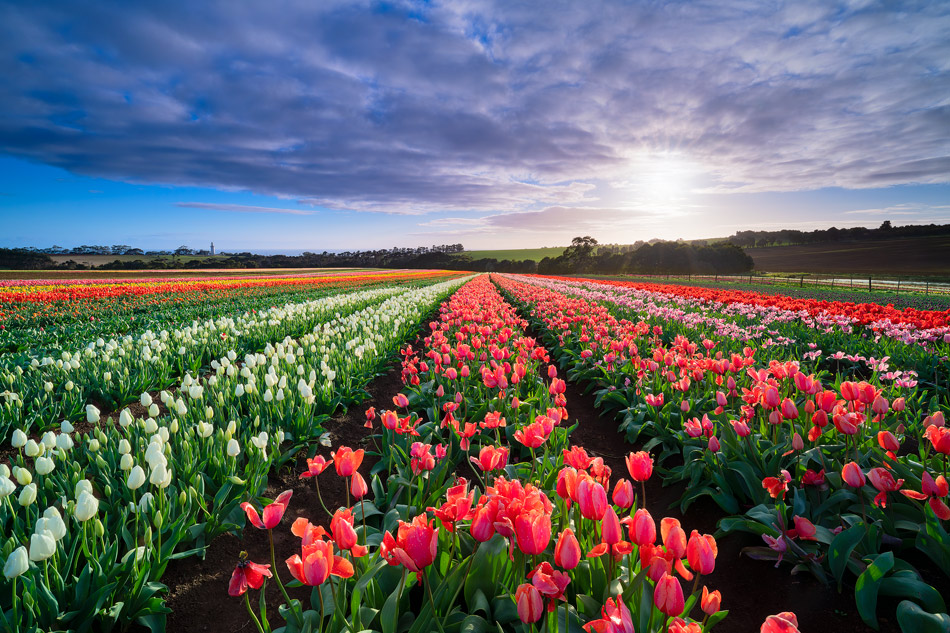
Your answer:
495,274 -> 949,632
226,276 -> 798,633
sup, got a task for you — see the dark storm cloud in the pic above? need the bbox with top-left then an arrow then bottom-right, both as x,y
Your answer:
0,0 -> 947,214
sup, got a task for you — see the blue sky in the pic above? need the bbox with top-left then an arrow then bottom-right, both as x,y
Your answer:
1,1 -> 948,252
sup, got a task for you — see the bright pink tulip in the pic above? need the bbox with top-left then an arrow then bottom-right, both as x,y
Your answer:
300,456 -> 332,478
686,530 -> 717,575
628,508 -> 656,546
842,462 -> 866,488
515,509 -> 551,555
761,612 -> 800,633
612,478 -> 634,509
601,507 -> 622,546
576,477 -> 608,520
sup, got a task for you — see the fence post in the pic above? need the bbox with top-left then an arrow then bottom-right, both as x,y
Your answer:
800,276 -> 804,287
869,276 -> 872,292
926,281 -> 929,295
850,277 -> 853,289
830,276 -> 834,288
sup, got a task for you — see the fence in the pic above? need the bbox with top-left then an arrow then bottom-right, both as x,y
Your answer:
615,273 -> 950,296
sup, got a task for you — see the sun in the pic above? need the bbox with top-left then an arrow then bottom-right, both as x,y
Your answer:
629,152 -> 700,213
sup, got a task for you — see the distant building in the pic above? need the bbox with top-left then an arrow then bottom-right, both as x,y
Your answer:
210,242 -> 215,255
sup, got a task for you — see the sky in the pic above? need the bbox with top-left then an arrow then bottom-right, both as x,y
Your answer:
0,0 -> 948,253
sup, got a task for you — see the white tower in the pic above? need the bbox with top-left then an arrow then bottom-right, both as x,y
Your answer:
211,242 -> 215,255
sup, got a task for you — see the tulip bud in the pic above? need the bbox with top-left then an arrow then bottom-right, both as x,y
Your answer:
87,439 -> 100,453
11,429 -> 27,448
792,433 -> 804,451
3,546 -> 28,579
154,511 -> 163,530
95,519 -> 105,537
18,483 -> 37,507
14,468 -> 32,486
701,586 -> 722,615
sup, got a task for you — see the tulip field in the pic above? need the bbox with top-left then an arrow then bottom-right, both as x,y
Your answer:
2,270 -> 949,633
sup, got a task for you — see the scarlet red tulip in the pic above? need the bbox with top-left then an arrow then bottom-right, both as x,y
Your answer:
350,472 -> 369,499
791,516 -> 817,541
612,478 -> 634,509
380,514 -> 438,573
625,451 -> 653,482
516,583 -> 544,623
686,530 -> 717,575
654,573 -> 685,617
528,561 -> 570,607
228,554 -> 272,596
761,612 -> 800,633
554,529 -> 581,570
576,477 -> 608,520
601,506 -> 622,546
842,462 -> 866,488
515,509 -> 552,555
628,508 -> 656,546
701,586 -> 722,615
868,467 -> 904,507
241,490 -> 292,530
332,446 -> 364,477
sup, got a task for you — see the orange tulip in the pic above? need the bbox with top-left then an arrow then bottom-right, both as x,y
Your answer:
701,586 -> 722,615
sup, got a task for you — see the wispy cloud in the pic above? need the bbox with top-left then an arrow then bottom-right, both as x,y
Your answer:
176,202 -> 315,215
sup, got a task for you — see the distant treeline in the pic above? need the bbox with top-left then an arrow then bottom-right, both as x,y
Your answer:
0,239 -> 753,274
727,221 -> 950,248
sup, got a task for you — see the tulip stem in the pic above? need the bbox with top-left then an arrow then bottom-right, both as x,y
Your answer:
314,478 -> 331,518
244,591 -> 266,633
317,584 -> 325,630
11,576 -> 18,633
424,569 -> 447,633
641,481 -> 647,509
269,530 -> 302,626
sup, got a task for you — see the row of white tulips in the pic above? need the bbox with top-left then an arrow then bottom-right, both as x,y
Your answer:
0,275 -> 469,632
0,284 -> 413,439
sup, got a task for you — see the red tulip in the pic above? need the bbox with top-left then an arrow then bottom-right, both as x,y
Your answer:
470,499 -> 498,542
661,517 -> 687,559
515,509 -> 552,555
761,612 -> 800,633
228,554 -> 272,596
350,472 -> 369,499
285,539 -> 354,586
731,419 -> 751,437
625,451 -> 653,482
841,462 -> 866,488
562,446 -> 592,470
515,583 -> 543,623
586,595 -> 635,633
791,516 -> 817,541
781,398 -> 798,420
332,446 -> 364,477
868,467 -> 904,508
470,446 -> 509,472
877,431 -> 900,453
612,478 -> 634,509
300,456 -> 332,478
528,561 -> 570,607
925,426 -> 950,455
654,573 -> 685,617
576,477 -> 608,520
686,530 -> 717,575
554,529 -> 581,570
241,490 -> 292,530
628,508 -> 656,546
380,514 -> 438,573
701,586 -> 722,615
601,507 -> 622,545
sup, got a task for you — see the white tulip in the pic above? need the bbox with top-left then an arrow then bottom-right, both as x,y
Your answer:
87,439 -> 100,452
0,477 -> 15,498
34,456 -> 54,476
159,467 -> 172,489
120,454 -> 134,471
74,490 -> 99,521
118,439 -> 131,455
75,479 -> 93,497
119,409 -> 134,428
144,417 -> 158,433
42,507 -> 67,540
41,431 -> 57,450
175,399 -> 187,416
85,404 -> 101,424
140,393 -> 152,407
56,433 -> 74,451
44,381 -> 53,393
127,466 -> 146,490
226,420 -> 237,435
25,440 -> 42,458
103,371 -> 112,382
14,468 -> 32,486
158,427 -> 170,443
138,492 -> 154,512
235,384 -> 245,397
149,463 -> 168,486
65,380 -> 74,392
60,420 -> 74,433
0,465 -> 7,478
29,531 -> 56,562
227,439 -> 240,457
275,388 -> 285,402
148,403 -> 160,418
205,406 -> 214,420
3,546 -> 28,579
11,429 -> 27,448
263,389 -> 273,403
18,483 -> 37,507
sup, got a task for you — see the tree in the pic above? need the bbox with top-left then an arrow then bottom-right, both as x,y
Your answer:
879,220 -> 892,231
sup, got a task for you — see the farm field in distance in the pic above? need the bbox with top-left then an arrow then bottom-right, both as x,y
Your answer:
746,234 -> 950,274
461,246 -> 565,261
0,266 -> 369,280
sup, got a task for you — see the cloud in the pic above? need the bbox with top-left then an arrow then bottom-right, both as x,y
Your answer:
0,0 -> 947,221
176,201 -> 315,215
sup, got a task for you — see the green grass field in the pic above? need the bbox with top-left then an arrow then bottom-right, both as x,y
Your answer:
461,247 -> 565,262
47,254 -> 233,267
